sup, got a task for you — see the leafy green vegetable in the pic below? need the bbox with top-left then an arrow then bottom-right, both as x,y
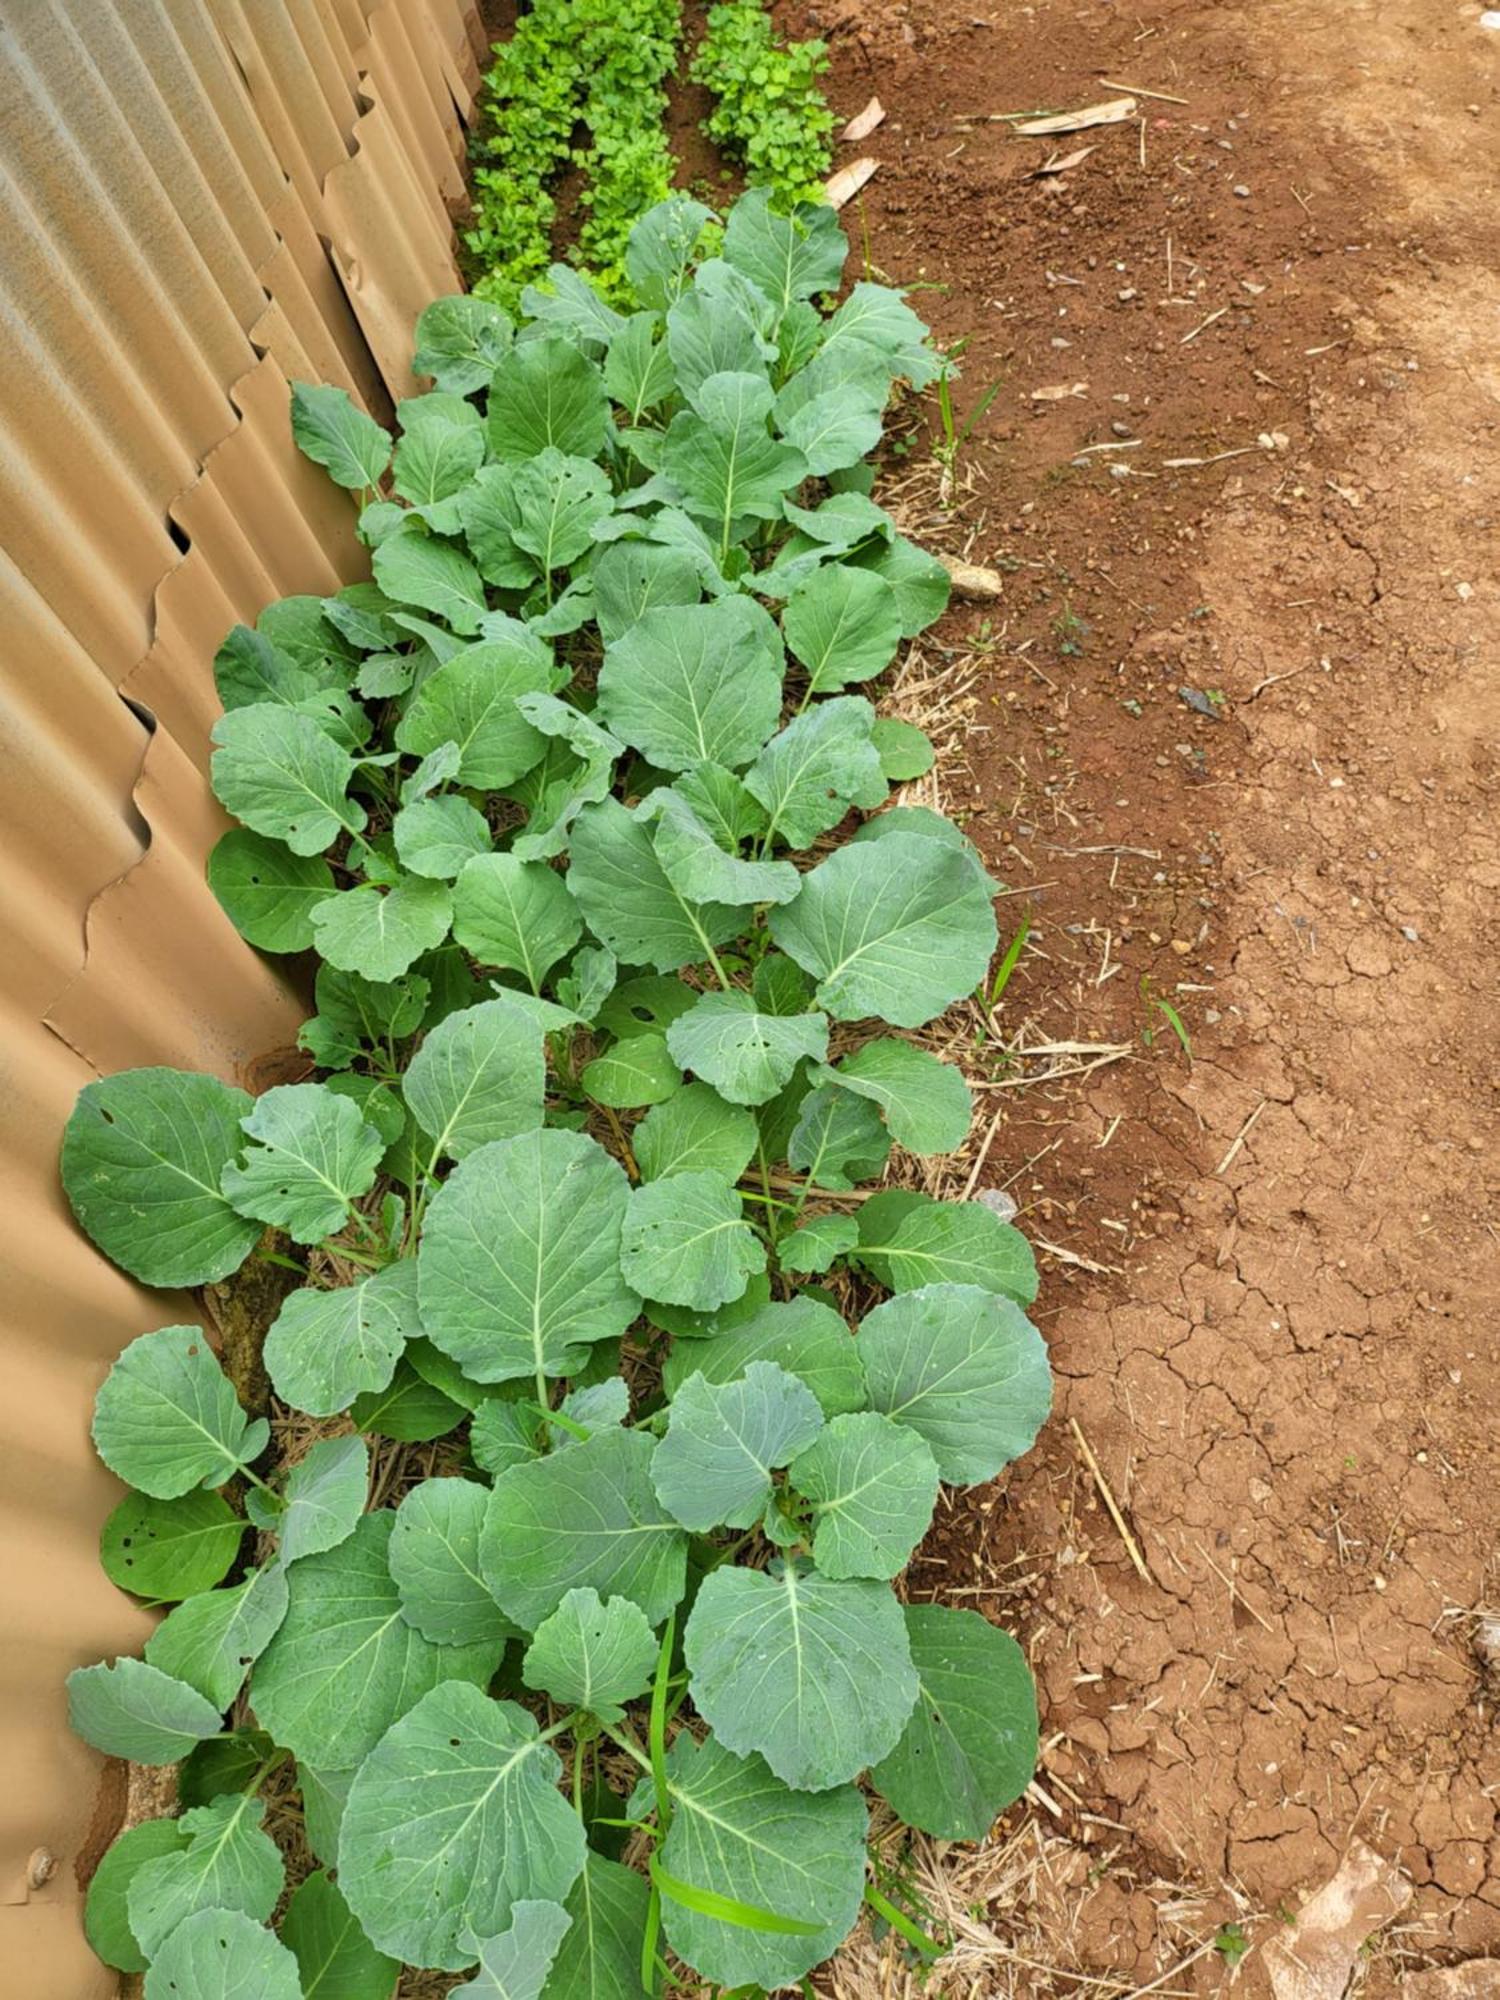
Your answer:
91,1326 -> 269,1500
857,1283 -> 1052,1483
339,1682 -> 587,1968
280,1869 -> 401,1999
870,1604 -> 1039,1840
62,188 -> 1052,2000
684,1561 -> 916,1788
100,1489 -> 245,1602
85,1819 -> 190,1974
62,1069 -> 261,1288
144,1906 -> 303,2000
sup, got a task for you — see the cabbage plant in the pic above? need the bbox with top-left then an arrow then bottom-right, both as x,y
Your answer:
62,190 -> 1051,1999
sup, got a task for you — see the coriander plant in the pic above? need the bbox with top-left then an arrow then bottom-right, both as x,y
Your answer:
64,190 -> 1051,1999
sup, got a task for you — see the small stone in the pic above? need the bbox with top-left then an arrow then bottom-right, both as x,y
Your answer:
1233,183 -> 1251,197
1111,419 -> 1133,437
1109,462 -> 1130,479
1117,286 -> 1138,301
1169,939 -> 1192,956
1401,925 -> 1421,943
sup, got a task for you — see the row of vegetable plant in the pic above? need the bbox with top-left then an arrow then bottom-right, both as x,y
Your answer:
691,0 -> 836,207
466,0 -> 682,308
466,0 -> 835,308
63,190 -> 1050,1999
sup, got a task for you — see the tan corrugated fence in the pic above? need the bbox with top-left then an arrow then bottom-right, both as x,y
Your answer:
0,1 -> 481,1984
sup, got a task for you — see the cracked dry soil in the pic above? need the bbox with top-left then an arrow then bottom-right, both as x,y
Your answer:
789,0 -> 1499,1986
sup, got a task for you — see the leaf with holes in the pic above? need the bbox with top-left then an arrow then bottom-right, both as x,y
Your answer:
66,1657 -> 224,1765
310,876 -> 455,984
521,1588 -> 658,1723
568,798 -> 741,973
744,696 -> 886,851
143,1563 -> 289,1710
220,1083 -> 384,1244
262,1262 -> 418,1415
856,1284 -> 1051,1485
101,1489 -> 246,1602
653,1362 -> 824,1531
633,1082 -> 758,1183
390,1477 -> 519,1649
597,598 -> 783,774
666,991 -> 828,1107
143,1907 -> 303,2000
251,1512 -> 502,1770
452,855 -> 583,991
395,638 -> 554,787
620,1172 -> 767,1312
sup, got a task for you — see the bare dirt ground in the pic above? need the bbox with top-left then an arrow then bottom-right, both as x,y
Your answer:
772,0 -> 1499,1990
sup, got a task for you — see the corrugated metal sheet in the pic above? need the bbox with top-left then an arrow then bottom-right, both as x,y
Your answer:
0,1 -> 482,1985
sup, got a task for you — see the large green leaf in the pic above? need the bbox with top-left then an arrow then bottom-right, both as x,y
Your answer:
604,311 -> 678,421
279,1434 -> 370,1565
91,1325 -> 268,1499
633,1082 -> 758,1182
662,372 -> 808,546
339,1682 -> 587,1969
783,563 -> 902,690
403,997 -> 546,1161
460,464 -> 543,588
667,286 -> 771,401
393,396 -> 485,509
143,1907 -> 303,2000
592,540 -> 701,644
851,530 -> 951,636
207,829 -> 336,953
413,294 -> 513,394
743,695 -> 887,850
454,1902 -> 572,1999
653,1361 -> 823,1531
85,1820 -> 191,1974
674,760 -> 769,848
101,1489 -> 245,1601
263,1262 -> 418,1415
568,798 -> 740,972
488,335 -> 610,462
144,1563 -> 289,1709
685,1561 -> 916,1789
481,1427 -> 687,1630
66,1657 -> 223,1764
390,1476 -> 518,1649
127,1791 -> 284,1957
372,525 -> 487,635
291,382 -> 391,489
221,1083 -> 384,1244
418,1129 -> 637,1384
661,1295 -> 864,1418
768,830 -> 997,1025
522,263 -> 627,349
393,794 -> 493,879
395,638 -> 553,786
869,1603 -> 1038,1841
850,802 -> 998,887
543,1854 -> 649,1999
789,1413 -> 939,1580
666,991 -> 828,1106
217,703 -> 366,856
655,1734 -> 866,1989
786,1083 -> 890,1190
281,1868 -> 401,2000
521,1587 -> 657,1723
814,1038 -> 971,1153
451,855 -> 582,990
856,1193 -> 1038,1304
597,598 -> 782,774
819,282 -> 941,387
776,384 -> 884,481
62,1068 -> 262,1287
637,790 -> 800,909
619,1172 -> 766,1311
310,876 -> 455,983
721,189 -> 847,316
251,1511 -> 502,1769
856,1283 -> 1051,1484
505,448 -> 613,573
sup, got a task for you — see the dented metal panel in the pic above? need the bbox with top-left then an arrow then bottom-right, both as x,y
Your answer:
0,0 -> 482,1983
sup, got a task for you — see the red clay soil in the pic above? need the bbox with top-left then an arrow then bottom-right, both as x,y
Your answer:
772,0 -> 1499,1988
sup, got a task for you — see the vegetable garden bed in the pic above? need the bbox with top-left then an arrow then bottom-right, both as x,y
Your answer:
59,35 -> 1050,1997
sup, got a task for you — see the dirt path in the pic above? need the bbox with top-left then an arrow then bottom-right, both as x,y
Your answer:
787,0 -> 1500,1989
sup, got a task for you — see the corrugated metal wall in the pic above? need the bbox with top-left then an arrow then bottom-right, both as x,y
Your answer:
0,2 -> 482,1985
